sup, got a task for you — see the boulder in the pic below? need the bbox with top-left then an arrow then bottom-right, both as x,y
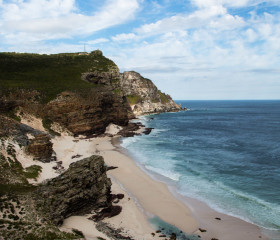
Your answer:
36,155 -> 111,225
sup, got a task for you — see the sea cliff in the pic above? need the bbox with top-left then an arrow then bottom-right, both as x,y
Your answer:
0,50 -> 181,239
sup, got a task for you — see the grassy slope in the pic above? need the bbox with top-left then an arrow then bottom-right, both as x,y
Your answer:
0,51 -> 117,102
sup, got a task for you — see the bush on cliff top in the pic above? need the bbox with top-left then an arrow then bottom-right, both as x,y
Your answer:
0,52 -> 117,102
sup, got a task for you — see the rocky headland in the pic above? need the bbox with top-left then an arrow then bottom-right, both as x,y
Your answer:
0,50 -> 182,239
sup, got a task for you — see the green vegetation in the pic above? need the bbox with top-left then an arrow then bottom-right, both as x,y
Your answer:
113,88 -> 122,96
126,94 -> 142,105
42,117 -> 60,136
0,184 -> 36,195
0,52 -> 117,103
158,90 -> 169,104
23,165 -> 42,179
4,108 -> 21,122
72,228 -> 85,238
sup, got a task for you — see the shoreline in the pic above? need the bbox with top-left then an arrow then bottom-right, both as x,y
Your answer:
31,128 -> 272,239
110,136 -> 270,240
101,136 -> 198,234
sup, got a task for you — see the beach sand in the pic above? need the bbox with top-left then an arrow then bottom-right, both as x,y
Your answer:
14,119 -> 268,240
100,137 -> 268,240
52,134 -> 269,240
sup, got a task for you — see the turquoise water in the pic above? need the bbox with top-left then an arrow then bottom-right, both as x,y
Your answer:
121,100 -> 280,238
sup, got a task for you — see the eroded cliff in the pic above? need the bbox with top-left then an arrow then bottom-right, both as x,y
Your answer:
0,50 -> 182,239
119,71 -> 181,115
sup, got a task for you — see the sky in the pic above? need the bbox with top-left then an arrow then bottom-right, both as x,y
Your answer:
0,0 -> 280,100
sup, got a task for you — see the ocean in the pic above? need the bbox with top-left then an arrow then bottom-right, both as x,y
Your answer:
121,100 -> 280,238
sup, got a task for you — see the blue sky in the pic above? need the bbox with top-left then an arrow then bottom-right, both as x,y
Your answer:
0,0 -> 280,100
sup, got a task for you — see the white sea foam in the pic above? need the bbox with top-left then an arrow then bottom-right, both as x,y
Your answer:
145,165 -> 181,181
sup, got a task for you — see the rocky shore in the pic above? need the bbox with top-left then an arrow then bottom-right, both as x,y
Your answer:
0,51 -> 266,240
0,50 -> 182,239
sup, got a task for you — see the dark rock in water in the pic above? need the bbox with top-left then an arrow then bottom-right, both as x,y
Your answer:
26,134 -> 53,162
156,230 -> 161,233
170,233 -> 177,240
118,122 -> 142,137
36,155 -> 111,225
143,127 -> 154,135
159,235 -> 166,237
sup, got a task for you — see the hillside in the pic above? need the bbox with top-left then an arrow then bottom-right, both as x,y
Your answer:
0,51 -> 180,113
0,50 -> 182,239
0,50 -> 118,103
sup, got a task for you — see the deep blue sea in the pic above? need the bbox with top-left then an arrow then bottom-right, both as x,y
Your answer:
121,100 -> 280,237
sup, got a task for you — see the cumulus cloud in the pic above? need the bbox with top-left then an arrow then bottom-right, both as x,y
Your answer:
112,33 -> 137,41
105,1 -> 280,99
1,0 -> 279,99
191,0 -> 280,8
85,38 -> 109,45
133,5 -> 244,38
0,0 -> 140,44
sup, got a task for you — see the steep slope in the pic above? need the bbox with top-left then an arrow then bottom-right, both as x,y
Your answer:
119,71 -> 181,115
0,50 -> 182,239
0,50 -> 180,136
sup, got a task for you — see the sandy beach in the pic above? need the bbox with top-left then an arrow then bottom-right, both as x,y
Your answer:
15,119 -> 268,240
101,137 -> 268,240
59,134 -> 268,240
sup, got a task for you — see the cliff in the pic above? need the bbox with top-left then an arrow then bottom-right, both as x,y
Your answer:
0,50 -> 181,239
119,71 -> 181,115
0,50 -> 180,136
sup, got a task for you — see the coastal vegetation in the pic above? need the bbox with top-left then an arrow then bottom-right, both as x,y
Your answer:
0,51 -> 116,103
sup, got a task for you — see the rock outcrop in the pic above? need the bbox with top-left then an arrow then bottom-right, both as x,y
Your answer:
119,71 -> 181,115
43,88 -> 130,136
26,134 -> 53,162
36,155 -> 111,225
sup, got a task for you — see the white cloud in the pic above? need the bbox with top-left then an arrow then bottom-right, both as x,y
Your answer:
134,5 -> 244,37
1,0 -> 75,22
0,0 -> 140,43
191,0 -> 280,8
105,3 -> 280,100
85,38 -> 109,45
245,28 -> 258,42
112,33 -> 137,41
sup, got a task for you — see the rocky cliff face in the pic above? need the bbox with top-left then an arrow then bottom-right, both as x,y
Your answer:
36,155 -> 111,225
1,51 -> 181,136
0,51 -> 182,239
43,88 -> 130,136
119,71 -> 181,116
26,134 -> 53,162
